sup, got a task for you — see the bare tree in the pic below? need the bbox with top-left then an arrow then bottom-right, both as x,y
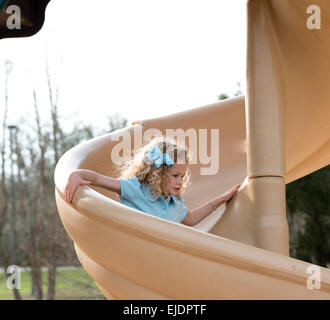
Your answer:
1,57 -> 129,300
108,113 -> 128,133
45,60 -> 60,300
24,89 -> 46,300
0,59 -> 22,300
0,62 -> 10,273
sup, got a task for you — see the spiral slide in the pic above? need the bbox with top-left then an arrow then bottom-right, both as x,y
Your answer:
54,0 -> 330,299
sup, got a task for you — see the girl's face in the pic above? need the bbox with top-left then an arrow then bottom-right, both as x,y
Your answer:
166,163 -> 188,196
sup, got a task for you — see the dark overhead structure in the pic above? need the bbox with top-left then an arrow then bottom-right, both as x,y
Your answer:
0,0 -> 51,39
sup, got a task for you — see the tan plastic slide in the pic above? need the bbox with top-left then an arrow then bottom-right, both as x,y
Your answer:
55,0 -> 330,299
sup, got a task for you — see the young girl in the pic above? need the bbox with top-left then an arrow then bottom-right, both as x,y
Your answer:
64,137 -> 240,226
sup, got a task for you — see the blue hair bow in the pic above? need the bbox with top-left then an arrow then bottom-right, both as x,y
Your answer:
146,146 -> 174,168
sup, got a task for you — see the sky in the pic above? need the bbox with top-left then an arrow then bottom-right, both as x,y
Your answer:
0,0 -> 247,132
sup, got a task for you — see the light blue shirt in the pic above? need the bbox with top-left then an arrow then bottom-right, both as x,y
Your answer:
119,176 -> 188,223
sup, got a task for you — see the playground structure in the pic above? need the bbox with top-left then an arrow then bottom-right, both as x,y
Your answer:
55,0 -> 330,299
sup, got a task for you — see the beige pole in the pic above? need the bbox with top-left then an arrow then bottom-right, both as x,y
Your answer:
246,0 -> 289,255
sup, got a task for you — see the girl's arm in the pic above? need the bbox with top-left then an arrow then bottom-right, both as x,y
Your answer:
64,169 -> 121,203
181,184 -> 240,226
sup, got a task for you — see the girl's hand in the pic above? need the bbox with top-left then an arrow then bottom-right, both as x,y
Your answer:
221,184 -> 240,203
64,171 -> 92,203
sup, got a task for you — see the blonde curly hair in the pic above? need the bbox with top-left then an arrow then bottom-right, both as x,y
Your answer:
120,136 -> 192,200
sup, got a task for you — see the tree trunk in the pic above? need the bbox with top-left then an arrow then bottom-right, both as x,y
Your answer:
46,262 -> 56,300
30,92 -> 48,300
45,61 -> 61,300
0,71 -> 21,300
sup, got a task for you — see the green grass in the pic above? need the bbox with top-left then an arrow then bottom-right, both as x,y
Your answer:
0,267 -> 105,300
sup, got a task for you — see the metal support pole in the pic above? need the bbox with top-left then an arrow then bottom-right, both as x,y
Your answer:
8,125 -> 18,266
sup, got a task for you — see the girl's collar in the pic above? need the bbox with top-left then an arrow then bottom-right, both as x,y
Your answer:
141,183 -> 175,203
